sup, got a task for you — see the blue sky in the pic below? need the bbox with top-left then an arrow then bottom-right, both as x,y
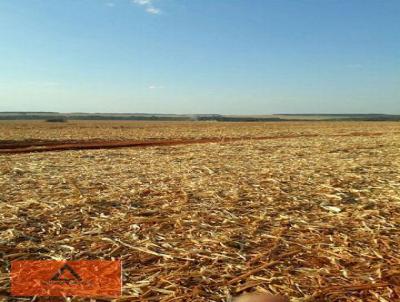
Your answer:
0,0 -> 399,114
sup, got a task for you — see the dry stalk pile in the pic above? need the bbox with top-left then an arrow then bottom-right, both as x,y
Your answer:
0,121 -> 399,301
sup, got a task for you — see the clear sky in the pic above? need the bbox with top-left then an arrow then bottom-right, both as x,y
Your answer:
0,0 -> 399,114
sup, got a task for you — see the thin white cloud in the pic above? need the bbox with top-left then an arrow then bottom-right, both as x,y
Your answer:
134,0 -> 151,4
105,2 -> 115,7
146,6 -> 160,14
148,85 -> 164,89
132,0 -> 161,14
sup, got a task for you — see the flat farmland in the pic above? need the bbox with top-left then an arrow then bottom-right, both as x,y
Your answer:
1,121 -> 400,301
2,120 -> 399,141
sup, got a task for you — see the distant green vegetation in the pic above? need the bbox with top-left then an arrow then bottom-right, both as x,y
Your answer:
0,112 -> 399,122
45,117 -> 68,123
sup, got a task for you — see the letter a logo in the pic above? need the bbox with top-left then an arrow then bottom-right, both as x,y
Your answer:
50,263 -> 82,282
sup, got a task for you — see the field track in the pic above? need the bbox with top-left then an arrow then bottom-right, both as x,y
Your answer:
0,132 -> 383,154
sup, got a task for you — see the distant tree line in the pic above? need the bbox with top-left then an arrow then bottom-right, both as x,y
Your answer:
0,113 -> 399,122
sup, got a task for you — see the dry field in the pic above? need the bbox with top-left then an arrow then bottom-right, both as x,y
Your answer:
0,121 -> 400,301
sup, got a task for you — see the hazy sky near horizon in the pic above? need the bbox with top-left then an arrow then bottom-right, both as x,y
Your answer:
0,0 -> 399,114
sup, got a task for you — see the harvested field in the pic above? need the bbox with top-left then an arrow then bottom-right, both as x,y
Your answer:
0,121 -> 400,301
0,133 -> 385,155
1,120 -> 399,142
